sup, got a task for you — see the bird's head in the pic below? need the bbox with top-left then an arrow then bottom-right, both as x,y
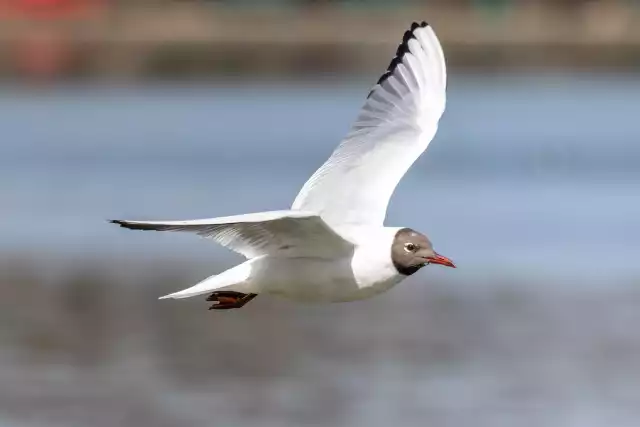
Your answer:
391,228 -> 455,276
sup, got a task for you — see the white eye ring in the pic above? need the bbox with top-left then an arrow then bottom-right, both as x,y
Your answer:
404,243 -> 417,252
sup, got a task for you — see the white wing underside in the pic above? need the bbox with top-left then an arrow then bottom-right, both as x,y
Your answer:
292,22 -> 447,227
111,210 -> 353,259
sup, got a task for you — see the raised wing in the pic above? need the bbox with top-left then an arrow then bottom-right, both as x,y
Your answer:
110,210 -> 353,258
292,22 -> 447,226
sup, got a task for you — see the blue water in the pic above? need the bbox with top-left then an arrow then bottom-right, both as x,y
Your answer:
1,74 -> 638,280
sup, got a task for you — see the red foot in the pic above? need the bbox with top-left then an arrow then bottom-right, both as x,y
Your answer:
206,291 -> 257,310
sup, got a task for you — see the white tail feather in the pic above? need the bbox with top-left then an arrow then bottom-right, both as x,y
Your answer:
159,259 -> 255,300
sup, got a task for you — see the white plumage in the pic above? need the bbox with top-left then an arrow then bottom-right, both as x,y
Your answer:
111,211 -> 351,258
111,22 -> 454,308
292,23 -> 446,227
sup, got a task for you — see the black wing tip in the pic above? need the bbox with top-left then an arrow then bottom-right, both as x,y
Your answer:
109,219 -> 172,232
411,21 -> 429,31
109,219 -> 147,231
368,20 -> 429,97
109,219 -> 135,229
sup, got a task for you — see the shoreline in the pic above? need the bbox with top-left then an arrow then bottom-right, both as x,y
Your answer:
0,3 -> 639,80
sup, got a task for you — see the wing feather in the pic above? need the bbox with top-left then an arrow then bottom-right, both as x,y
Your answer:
110,210 -> 352,258
292,21 -> 447,226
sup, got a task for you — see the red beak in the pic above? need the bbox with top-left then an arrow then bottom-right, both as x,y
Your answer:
428,253 -> 456,268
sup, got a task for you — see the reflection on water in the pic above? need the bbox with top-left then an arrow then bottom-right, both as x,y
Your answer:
0,74 -> 639,427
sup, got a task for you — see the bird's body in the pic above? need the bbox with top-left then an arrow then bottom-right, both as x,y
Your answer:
235,253 -> 403,303
156,225 -> 404,303
111,21 -> 456,310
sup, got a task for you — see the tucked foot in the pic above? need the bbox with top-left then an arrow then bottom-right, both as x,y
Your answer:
206,291 -> 257,310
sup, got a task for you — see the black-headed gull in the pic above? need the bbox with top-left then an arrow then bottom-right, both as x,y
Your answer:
111,21 -> 455,310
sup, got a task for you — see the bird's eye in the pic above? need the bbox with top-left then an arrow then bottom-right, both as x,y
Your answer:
404,243 -> 417,252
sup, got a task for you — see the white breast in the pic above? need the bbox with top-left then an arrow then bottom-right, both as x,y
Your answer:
347,226 -> 406,295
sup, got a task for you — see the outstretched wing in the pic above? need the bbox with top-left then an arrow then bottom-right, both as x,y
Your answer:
110,210 -> 352,258
292,22 -> 447,227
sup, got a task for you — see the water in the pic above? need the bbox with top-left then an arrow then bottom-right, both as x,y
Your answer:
1,73 -> 640,427
0,73 -> 638,281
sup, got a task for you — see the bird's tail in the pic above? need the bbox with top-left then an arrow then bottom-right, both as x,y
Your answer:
159,259 -> 255,300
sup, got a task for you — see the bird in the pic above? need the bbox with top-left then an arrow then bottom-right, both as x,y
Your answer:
110,21 -> 455,310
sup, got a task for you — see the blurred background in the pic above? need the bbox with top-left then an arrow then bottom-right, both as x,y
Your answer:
1,1 -> 639,426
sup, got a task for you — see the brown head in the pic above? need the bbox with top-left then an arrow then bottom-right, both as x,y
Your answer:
391,228 -> 456,276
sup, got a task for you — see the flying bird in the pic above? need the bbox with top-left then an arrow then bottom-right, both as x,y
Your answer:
111,21 -> 455,310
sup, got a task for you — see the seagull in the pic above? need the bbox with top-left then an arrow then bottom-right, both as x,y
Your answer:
110,21 -> 455,310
